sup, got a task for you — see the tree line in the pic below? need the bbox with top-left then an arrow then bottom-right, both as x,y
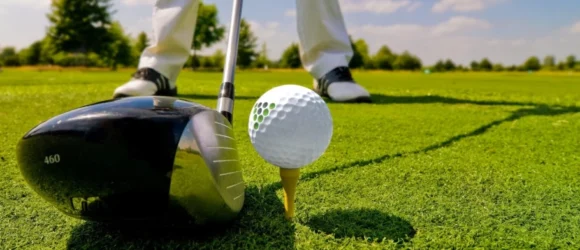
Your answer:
0,0 -> 578,72
429,55 -> 579,72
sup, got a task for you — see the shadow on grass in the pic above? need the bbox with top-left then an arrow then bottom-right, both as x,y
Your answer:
368,93 -> 553,107
178,93 -> 259,101
66,185 -> 296,249
66,185 -> 416,249
302,104 -> 580,181
180,92 -> 546,109
305,208 -> 415,244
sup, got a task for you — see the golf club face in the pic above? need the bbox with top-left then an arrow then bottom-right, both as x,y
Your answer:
171,109 -> 245,224
16,96 -> 244,224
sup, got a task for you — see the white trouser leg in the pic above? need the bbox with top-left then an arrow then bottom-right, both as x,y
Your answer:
295,0 -> 352,79
138,0 -> 199,85
294,0 -> 371,102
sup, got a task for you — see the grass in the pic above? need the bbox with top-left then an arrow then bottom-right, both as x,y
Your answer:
1,68 -> 580,249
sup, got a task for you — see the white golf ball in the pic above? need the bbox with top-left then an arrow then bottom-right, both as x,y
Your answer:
248,84 -> 333,169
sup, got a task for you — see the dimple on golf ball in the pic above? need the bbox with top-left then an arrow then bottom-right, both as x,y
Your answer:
248,84 -> 333,169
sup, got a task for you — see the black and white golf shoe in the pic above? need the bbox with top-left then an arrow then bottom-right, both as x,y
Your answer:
113,67 -> 178,99
313,66 -> 372,103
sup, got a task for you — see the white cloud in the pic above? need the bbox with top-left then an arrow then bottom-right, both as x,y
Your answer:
353,24 -> 426,38
407,2 -> 422,12
0,0 -> 150,9
432,0 -> 505,13
247,21 -> 282,40
124,17 -> 153,38
487,39 -> 501,45
354,16 -> 491,37
246,21 -> 296,59
0,0 -> 50,8
120,0 -> 155,6
486,38 -> 527,47
510,39 -> 526,46
339,0 -> 413,14
200,20 -> 296,60
0,0 -> 50,5
568,21 -> 580,34
431,16 -> 491,35
284,9 -> 296,17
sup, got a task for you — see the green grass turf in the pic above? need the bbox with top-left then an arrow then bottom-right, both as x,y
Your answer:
1,69 -> 580,249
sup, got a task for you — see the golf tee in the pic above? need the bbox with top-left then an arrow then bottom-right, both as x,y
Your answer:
279,168 -> 300,219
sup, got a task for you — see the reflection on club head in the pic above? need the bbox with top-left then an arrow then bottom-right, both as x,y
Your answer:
153,96 -> 178,109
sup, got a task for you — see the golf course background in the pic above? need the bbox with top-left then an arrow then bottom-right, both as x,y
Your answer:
1,69 -> 579,249
2,1 -> 580,74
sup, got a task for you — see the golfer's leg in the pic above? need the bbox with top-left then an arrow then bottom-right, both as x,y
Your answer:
114,0 -> 199,98
295,0 -> 351,78
295,0 -> 371,102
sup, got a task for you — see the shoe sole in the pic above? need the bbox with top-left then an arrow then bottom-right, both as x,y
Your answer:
328,96 -> 373,103
314,88 -> 372,103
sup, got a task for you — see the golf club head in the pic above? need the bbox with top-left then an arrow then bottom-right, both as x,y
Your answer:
16,96 -> 245,225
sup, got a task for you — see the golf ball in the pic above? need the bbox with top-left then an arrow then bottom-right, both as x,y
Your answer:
248,85 -> 333,169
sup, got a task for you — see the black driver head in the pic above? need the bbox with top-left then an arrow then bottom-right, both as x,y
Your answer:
16,96 -> 245,226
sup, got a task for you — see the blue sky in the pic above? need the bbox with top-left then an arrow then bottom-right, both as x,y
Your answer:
1,0 -> 579,65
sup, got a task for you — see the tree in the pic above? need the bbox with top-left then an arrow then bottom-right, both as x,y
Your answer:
46,0 -> 115,57
557,61 -> 566,70
211,49 -> 225,69
253,42 -> 270,68
40,37 -> 58,64
134,31 -> 149,55
493,63 -> 504,71
19,41 -> 43,65
185,55 -> 200,69
479,58 -> 492,71
280,43 -> 301,68
566,55 -> 576,69
470,60 -> 480,71
523,56 -> 541,71
102,21 -> 134,70
349,36 -> 364,69
353,39 -> 372,68
236,19 -> 258,68
192,1 -> 225,55
199,56 -> 214,68
543,55 -> 555,69
0,47 -> 20,66
410,53 -> 423,70
443,59 -> 456,71
392,51 -> 422,70
373,45 -> 396,70
506,65 -> 518,71
433,60 -> 446,72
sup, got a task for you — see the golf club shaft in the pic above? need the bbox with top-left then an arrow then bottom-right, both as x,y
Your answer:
217,0 -> 243,124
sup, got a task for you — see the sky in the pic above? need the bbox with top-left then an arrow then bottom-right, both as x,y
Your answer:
1,0 -> 579,66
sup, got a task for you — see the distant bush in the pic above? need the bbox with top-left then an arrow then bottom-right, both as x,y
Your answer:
1,55 -> 20,66
523,56 -> 541,71
52,52 -> 104,67
199,56 -> 215,68
0,47 -> 21,66
279,43 -> 301,69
